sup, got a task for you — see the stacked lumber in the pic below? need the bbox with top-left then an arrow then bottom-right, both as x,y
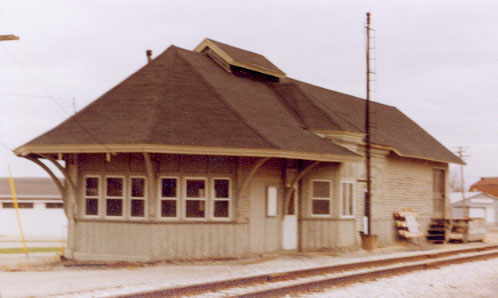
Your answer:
393,209 -> 424,239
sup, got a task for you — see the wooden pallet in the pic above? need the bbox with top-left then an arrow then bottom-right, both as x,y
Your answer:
394,209 -> 424,241
426,218 -> 451,244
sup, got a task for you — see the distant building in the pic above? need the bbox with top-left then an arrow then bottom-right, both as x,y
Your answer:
450,192 -> 497,225
0,177 -> 66,239
470,177 -> 498,198
15,38 -> 462,261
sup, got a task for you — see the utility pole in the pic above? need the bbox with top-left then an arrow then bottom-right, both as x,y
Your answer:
455,146 -> 469,217
365,12 -> 373,236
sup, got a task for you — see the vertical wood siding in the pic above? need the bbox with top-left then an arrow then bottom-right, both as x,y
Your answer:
373,155 -> 448,245
75,221 -> 249,261
300,219 -> 356,250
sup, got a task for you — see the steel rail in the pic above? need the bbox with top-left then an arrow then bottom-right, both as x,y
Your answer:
116,244 -> 498,298
235,249 -> 498,298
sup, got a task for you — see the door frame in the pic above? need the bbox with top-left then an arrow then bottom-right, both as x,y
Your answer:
282,185 -> 298,250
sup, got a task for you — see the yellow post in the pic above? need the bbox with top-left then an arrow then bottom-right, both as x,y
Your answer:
7,167 -> 29,258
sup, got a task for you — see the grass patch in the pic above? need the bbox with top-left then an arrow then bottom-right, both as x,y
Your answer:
0,247 -> 63,254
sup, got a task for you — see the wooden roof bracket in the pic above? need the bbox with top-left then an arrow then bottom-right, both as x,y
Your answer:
25,155 -> 79,258
238,157 -> 270,197
25,156 -> 66,201
283,161 -> 320,219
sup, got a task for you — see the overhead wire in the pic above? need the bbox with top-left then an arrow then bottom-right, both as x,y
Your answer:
0,46 -> 114,154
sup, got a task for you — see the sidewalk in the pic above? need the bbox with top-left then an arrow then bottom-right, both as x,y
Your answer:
0,240 -> 496,298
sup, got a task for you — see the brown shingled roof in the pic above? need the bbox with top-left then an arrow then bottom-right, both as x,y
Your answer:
15,39 -> 461,165
16,45 -> 357,161
470,177 -> 498,198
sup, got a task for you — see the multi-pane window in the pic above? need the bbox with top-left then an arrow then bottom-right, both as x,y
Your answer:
84,177 -> 100,216
311,180 -> 332,215
341,182 -> 354,217
160,177 -> 178,218
45,202 -> 64,209
130,177 -> 146,218
106,177 -> 124,217
185,178 -> 207,218
212,178 -> 230,218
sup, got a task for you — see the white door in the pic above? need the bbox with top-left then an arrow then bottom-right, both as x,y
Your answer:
282,187 -> 298,250
486,207 -> 495,223
469,207 -> 486,219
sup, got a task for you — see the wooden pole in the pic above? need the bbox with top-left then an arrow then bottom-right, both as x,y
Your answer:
365,12 -> 373,235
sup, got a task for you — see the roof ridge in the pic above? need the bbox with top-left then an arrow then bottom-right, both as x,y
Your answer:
292,83 -> 355,131
144,46 -> 179,143
293,82 -> 363,132
291,78 -> 396,109
268,83 -> 308,129
175,49 -> 279,149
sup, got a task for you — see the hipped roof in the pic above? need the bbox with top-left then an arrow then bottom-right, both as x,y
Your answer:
16,46 -> 357,162
470,177 -> 498,198
16,39 -> 462,165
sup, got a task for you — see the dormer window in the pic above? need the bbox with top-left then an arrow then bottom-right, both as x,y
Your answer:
195,38 -> 286,82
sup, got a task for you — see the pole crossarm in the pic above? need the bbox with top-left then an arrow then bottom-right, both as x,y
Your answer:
0,34 -> 19,41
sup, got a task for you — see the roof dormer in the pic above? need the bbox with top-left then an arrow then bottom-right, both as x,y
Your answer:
194,38 -> 286,81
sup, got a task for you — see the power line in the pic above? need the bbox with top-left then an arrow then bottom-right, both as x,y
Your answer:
0,46 -> 113,154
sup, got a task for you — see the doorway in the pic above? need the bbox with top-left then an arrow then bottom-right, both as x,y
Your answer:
282,186 -> 298,250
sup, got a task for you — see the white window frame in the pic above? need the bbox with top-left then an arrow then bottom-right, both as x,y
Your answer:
129,176 -> 147,220
83,175 -> 101,218
310,179 -> 333,217
104,175 -> 126,219
183,177 -> 208,220
158,176 -> 180,220
340,180 -> 355,218
211,177 -> 232,220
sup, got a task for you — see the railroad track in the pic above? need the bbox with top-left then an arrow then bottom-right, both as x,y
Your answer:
117,244 -> 498,298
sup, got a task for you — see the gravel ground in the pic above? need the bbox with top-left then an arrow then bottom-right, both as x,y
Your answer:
0,240 -> 495,297
304,257 -> 498,298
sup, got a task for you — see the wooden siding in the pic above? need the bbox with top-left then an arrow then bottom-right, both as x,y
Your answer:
248,159 -> 284,254
75,221 -> 249,261
374,154 -> 448,245
300,219 -> 356,250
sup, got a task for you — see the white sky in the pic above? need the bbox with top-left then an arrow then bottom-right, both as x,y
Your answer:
0,0 -> 496,188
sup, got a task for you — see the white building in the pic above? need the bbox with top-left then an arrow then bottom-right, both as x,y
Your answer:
450,192 -> 498,225
0,177 -> 67,239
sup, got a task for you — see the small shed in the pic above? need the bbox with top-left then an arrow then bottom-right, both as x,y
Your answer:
450,192 -> 497,225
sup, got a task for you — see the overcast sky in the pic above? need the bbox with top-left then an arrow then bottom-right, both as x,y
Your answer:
0,0 -> 496,188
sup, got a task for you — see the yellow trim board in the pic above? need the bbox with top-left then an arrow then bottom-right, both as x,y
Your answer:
15,144 -> 361,163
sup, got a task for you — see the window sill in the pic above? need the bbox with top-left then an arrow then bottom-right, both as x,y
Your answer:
77,218 -> 238,225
